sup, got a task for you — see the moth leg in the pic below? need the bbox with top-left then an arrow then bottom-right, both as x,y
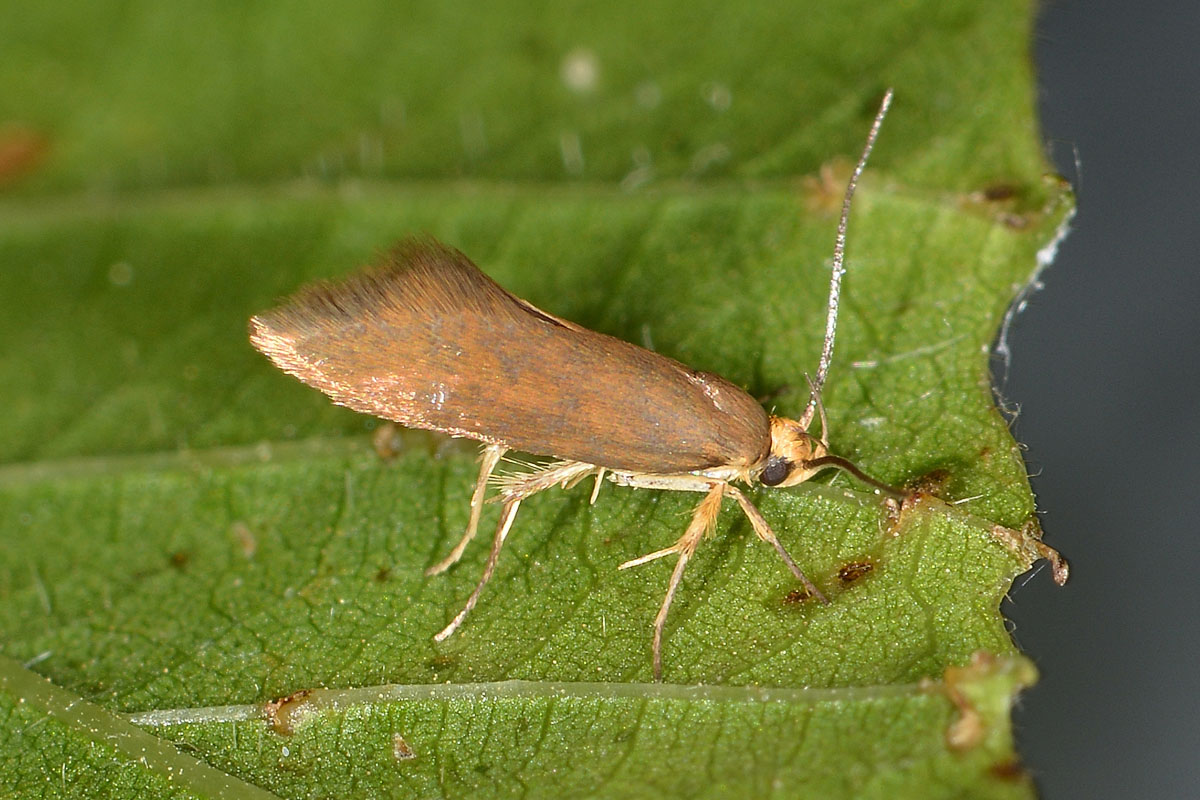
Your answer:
620,481 -> 725,681
608,471 -> 714,493
433,460 -> 596,643
725,485 -> 828,604
433,496 -> 521,642
426,443 -> 506,576
589,468 -> 606,505
493,460 -> 598,499
618,543 -> 681,570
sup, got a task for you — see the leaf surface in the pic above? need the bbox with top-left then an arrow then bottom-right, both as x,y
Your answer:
0,1 -> 1068,797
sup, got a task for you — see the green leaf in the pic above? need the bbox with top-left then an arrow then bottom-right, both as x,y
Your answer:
0,1 -> 1069,798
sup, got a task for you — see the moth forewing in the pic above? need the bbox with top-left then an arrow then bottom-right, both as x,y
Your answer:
249,238 -> 771,475
249,90 -> 900,681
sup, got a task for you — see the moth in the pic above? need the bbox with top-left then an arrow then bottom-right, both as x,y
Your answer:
250,91 -> 899,680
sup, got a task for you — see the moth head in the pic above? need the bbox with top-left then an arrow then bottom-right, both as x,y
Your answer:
757,416 -> 830,488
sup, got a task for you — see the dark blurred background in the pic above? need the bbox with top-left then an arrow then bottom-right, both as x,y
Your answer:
1007,1 -> 1200,796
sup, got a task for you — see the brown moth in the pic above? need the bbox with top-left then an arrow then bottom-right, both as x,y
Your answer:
250,90 -> 899,680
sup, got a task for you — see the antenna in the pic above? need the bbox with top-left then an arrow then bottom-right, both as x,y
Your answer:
799,88 -> 893,430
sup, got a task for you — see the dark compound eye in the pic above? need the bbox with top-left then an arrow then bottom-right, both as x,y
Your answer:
760,456 -> 791,486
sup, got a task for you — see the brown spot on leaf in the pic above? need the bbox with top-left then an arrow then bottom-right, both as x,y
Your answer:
960,180 -> 1039,229
989,759 -> 1027,781
998,212 -> 1033,230
989,517 -> 1069,586
783,586 -> 814,605
230,521 -> 257,559
427,654 -> 456,671
905,468 -> 951,498
264,688 -> 321,736
392,733 -> 417,761
169,551 -> 190,570
942,653 -> 994,751
802,157 -> 853,216
981,183 -> 1020,202
372,422 -> 404,461
0,125 -> 49,186
838,559 -> 874,585
883,495 -> 902,529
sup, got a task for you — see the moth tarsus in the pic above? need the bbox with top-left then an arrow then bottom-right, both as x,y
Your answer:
250,90 -> 900,682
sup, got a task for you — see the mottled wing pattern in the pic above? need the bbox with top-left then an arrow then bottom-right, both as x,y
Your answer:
250,238 -> 770,473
